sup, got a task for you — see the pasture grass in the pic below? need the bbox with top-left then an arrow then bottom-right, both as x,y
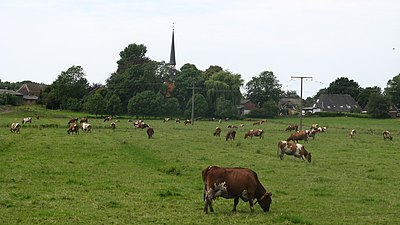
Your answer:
1,106 -> 400,224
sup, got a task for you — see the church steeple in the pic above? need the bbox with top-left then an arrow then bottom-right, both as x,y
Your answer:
169,28 -> 176,67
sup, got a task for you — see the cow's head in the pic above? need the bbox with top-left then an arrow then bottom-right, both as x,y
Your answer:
258,192 -> 272,212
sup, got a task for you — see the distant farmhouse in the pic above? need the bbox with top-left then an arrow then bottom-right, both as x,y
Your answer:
16,83 -> 47,105
279,97 -> 302,115
306,94 -> 361,114
238,99 -> 257,116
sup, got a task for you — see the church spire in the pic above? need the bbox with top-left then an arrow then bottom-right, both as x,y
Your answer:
169,28 -> 176,67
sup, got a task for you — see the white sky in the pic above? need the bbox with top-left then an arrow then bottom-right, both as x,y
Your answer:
1,0 -> 399,98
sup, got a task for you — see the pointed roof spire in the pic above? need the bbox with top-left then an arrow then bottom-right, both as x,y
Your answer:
169,26 -> 176,67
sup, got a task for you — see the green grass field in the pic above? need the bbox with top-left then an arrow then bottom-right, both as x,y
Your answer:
1,106 -> 400,224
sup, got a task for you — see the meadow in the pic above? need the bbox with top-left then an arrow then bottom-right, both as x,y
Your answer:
1,106 -> 400,224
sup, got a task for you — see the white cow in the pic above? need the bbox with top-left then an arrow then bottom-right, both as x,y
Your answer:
81,122 -> 92,132
10,123 -> 21,133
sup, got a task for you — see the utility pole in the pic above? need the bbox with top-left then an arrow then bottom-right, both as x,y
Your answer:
291,76 -> 312,130
188,83 -> 201,125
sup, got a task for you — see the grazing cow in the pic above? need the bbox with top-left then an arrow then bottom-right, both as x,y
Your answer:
253,120 -> 264,126
240,123 -> 245,127
244,129 -> 264,139
80,117 -> 88,123
202,166 -> 272,213
110,122 -> 116,130
184,119 -> 192,125
22,117 -> 32,124
225,130 -> 236,141
383,130 -> 392,141
10,123 -> 21,133
349,129 -> 356,138
146,127 -> 154,138
278,141 -> 312,162
81,122 -> 91,132
213,127 -> 222,137
285,124 -> 298,131
311,124 -> 319,130
133,120 -> 149,129
218,119 -> 222,124
287,130 -> 309,142
68,118 -> 78,124
67,123 -> 79,135
104,116 -> 112,122
175,119 -> 181,123
227,125 -> 238,129
163,118 -> 170,122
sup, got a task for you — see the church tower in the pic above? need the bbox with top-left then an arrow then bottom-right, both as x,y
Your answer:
169,28 -> 176,68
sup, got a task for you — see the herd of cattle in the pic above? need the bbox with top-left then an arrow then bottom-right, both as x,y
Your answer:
8,116 -> 395,213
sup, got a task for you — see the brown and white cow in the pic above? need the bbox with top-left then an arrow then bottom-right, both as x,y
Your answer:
163,118 -> 170,122
22,117 -> 32,124
81,122 -> 91,132
244,129 -> 264,139
285,124 -> 298,132
383,130 -> 392,141
184,119 -> 192,125
225,130 -> 236,141
202,166 -> 272,213
213,127 -> 222,137
175,118 -> 181,123
253,120 -> 264,126
67,123 -> 79,134
80,117 -> 88,123
68,118 -> 78,124
349,129 -> 356,138
146,127 -> 154,138
103,116 -> 112,122
278,141 -> 312,162
10,123 -> 21,133
287,130 -> 309,142
110,122 -> 116,130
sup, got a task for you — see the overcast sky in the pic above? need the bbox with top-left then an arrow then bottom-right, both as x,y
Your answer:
1,0 -> 399,97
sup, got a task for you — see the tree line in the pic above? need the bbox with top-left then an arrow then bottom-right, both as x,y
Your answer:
1,43 -> 400,119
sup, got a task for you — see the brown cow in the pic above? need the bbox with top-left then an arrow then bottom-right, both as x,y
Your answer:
175,119 -> 181,123
68,118 -> 78,124
213,127 -> 222,137
278,141 -> 312,162
225,130 -> 236,141
103,116 -> 112,122
146,127 -> 154,138
287,130 -> 309,142
67,123 -> 79,134
202,166 -> 272,213
244,129 -> 264,139
80,117 -> 88,123
285,124 -> 298,131
383,130 -> 392,141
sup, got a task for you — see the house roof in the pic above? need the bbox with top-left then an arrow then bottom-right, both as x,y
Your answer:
0,89 -> 23,96
313,94 -> 360,112
16,83 -> 47,97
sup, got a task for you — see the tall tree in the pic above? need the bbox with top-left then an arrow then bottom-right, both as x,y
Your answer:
172,64 -> 203,111
127,90 -> 163,117
245,71 -> 283,106
84,92 -> 106,116
107,44 -> 163,112
384,73 -> 400,107
357,86 -> 381,109
42,65 -> 89,109
367,93 -> 391,118
326,77 -> 361,101
105,94 -> 123,116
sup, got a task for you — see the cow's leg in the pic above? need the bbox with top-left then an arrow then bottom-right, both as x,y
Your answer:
232,197 -> 239,212
249,198 -> 255,212
204,189 -> 214,213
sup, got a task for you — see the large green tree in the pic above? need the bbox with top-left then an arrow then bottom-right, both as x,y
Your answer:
245,71 -> 283,106
184,93 -> 208,119
367,93 -> 391,118
326,77 -> 361,101
107,44 -> 164,113
384,73 -> 400,107
43,65 -> 89,109
172,64 -> 203,111
127,90 -> 163,117
357,86 -> 381,109
84,92 -> 106,116
205,70 -> 243,117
